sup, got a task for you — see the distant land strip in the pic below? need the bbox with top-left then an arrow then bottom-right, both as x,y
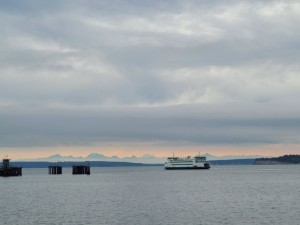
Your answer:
254,155 -> 300,165
10,159 -> 256,168
210,159 -> 255,165
9,161 -> 162,168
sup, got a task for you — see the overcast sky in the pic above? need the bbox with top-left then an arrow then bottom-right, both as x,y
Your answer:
1,0 -> 300,157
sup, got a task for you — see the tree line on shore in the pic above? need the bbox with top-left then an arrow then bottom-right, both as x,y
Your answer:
255,155 -> 300,164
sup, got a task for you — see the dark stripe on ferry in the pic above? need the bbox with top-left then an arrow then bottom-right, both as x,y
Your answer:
165,165 -> 211,170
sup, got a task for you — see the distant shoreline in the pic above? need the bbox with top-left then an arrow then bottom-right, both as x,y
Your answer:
254,155 -> 300,165
9,161 -> 162,168
10,159 -> 256,168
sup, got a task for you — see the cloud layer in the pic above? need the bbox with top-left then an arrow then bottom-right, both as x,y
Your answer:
1,1 -> 300,154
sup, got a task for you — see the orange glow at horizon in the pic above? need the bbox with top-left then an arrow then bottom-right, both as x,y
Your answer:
1,143 -> 300,160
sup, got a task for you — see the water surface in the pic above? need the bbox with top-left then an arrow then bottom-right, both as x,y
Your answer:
1,165 -> 299,225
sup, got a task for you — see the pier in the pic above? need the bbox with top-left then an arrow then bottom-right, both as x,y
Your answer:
0,158 -> 22,177
48,166 -> 62,175
72,165 -> 90,175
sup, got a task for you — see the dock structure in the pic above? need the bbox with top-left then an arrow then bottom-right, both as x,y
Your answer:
48,166 -> 62,175
0,158 -> 22,177
72,165 -> 90,175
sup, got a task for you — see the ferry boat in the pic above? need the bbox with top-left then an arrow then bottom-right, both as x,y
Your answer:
164,155 -> 210,170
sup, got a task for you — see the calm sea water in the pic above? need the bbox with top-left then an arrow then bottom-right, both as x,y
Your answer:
1,165 -> 300,225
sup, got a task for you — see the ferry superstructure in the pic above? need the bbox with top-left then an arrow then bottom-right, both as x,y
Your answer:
164,155 -> 210,170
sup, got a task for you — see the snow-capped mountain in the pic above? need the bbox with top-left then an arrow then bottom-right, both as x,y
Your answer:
17,153 -> 263,164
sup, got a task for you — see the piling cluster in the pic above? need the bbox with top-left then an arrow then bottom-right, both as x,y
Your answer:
1,158 -> 91,177
48,166 -> 62,175
0,159 -> 22,177
72,165 -> 90,175
48,165 -> 91,175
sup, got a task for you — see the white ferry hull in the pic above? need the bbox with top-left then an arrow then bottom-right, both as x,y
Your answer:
164,155 -> 210,170
164,164 -> 210,170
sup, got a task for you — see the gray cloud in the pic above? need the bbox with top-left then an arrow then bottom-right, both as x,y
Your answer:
1,102 -> 300,148
1,0 -> 300,151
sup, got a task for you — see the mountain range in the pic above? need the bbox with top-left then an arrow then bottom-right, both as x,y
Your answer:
17,153 -> 263,164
